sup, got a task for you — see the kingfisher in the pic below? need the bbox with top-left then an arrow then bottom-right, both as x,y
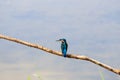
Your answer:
56,38 -> 68,57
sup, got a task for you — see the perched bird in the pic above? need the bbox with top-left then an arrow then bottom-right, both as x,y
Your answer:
56,39 -> 68,57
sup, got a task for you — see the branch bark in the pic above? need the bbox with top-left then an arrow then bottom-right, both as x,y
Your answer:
0,34 -> 120,75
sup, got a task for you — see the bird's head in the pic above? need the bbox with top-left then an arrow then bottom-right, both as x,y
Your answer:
56,38 -> 66,43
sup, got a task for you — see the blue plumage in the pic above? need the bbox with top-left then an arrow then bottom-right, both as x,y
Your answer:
57,39 -> 68,57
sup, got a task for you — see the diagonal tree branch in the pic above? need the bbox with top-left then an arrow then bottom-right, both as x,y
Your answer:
0,34 -> 120,75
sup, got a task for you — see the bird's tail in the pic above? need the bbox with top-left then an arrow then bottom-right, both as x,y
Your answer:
63,54 -> 66,57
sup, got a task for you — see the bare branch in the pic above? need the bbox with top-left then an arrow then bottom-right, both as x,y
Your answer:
0,34 -> 120,75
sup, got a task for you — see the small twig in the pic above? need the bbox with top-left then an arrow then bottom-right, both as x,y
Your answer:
0,34 -> 120,75
99,71 -> 105,80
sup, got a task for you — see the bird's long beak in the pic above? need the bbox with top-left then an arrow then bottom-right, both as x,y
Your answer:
56,40 -> 60,41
